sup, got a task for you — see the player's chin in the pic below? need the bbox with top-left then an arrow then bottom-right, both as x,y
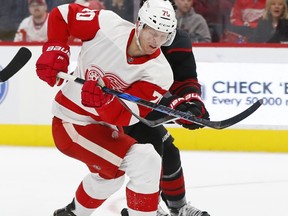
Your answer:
144,45 -> 158,55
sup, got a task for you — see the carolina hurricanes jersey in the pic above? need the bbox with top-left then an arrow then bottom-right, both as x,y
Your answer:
50,4 -> 174,126
14,14 -> 49,42
161,29 -> 197,82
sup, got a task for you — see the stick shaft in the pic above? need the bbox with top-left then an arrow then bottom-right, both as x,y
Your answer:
57,72 -> 262,129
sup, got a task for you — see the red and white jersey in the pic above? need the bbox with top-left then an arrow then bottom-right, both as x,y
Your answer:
230,0 -> 265,28
50,4 -> 174,127
14,14 -> 48,42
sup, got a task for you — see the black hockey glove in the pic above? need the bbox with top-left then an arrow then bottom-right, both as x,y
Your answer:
169,93 -> 210,130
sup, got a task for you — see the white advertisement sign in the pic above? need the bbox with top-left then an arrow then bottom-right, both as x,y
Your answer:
197,62 -> 288,129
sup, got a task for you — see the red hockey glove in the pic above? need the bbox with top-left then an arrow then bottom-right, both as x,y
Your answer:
81,77 -> 114,108
36,41 -> 70,87
169,93 -> 209,130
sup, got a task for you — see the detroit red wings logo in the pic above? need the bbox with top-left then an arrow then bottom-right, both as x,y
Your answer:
85,65 -> 104,81
85,65 -> 129,91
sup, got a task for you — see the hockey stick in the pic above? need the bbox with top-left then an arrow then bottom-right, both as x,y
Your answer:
118,98 -> 178,127
57,72 -> 263,129
0,47 -> 32,82
130,112 -> 177,127
119,94 -> 262,128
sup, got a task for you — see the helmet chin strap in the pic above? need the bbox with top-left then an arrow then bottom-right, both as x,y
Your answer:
135,22 -> 144,51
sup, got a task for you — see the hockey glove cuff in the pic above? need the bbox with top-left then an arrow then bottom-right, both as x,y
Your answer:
36,41 -> 70,87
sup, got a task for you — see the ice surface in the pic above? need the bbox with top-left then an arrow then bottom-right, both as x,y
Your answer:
1,146 -> 288,216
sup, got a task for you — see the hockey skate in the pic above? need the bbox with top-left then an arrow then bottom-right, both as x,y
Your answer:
121,206 -> 169,216
156,205 -> 169,216
169,203 -> 210,216
53,199 -> 76,216
121,208 -> 129,216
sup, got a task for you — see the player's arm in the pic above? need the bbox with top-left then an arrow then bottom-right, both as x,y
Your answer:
162,29 -> 197,81
81,79 -> 168,126
35,3 -> 101,87
48,3 -> 101,43
161,30 -> 209,129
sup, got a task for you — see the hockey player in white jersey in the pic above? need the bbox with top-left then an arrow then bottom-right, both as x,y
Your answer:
35,1 -> 185,216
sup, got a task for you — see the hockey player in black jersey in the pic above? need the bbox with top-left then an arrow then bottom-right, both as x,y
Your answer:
122,1 -> 211,216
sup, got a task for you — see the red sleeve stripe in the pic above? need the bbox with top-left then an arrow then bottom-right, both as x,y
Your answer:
165,47 -> 192,54
169,79 -> 201,95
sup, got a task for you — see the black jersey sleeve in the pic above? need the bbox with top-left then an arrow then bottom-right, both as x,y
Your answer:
161,29 -> 197,81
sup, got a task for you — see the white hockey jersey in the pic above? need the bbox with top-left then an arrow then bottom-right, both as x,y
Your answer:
49,4 -> 174,126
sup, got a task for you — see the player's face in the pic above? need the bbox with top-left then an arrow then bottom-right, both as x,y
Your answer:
139,25 -> 169,55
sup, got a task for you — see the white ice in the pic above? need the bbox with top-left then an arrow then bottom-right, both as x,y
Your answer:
1,146 -> 288,216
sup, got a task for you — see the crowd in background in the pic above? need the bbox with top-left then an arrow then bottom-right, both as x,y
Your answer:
1,0 -> 288,43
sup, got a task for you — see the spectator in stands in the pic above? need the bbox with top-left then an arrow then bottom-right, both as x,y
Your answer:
268,18 -> 288,42
14,0 -> 48,42
175,0 -> 211,43
193,0 -> 233,42
252,0 -> 288,42
104,0 -> 134,22
228,0 -> 266,40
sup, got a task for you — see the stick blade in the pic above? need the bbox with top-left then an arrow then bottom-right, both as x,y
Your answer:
212,99 -> 263,129
0,47 -> 32,82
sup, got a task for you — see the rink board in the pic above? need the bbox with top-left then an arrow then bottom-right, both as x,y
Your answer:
1,44 -> 288,152
0,124 -> 288,152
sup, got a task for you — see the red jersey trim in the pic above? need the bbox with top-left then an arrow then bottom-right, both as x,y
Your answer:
55,90 -> 101,122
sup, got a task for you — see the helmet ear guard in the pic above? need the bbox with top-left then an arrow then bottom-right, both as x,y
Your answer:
162,29 -> 176,46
